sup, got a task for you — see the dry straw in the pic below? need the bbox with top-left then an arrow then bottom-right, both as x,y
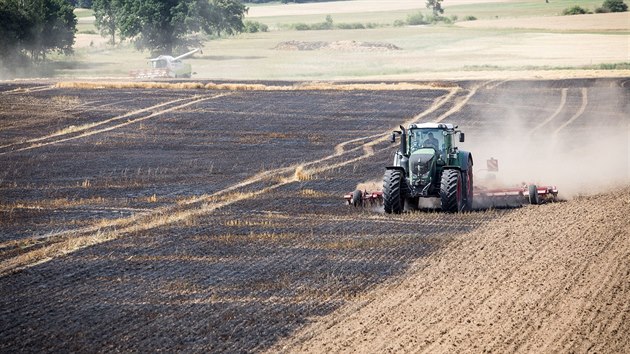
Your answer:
55,81 -> 456,92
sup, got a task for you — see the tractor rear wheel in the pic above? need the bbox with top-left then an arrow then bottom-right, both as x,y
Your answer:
464,158 -> 474,210
383,169 -> 405,214
528,184 -> 540,205
440,169 -> 463,212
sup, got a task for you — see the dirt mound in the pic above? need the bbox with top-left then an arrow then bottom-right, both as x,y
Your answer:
273,187 -> 630,353
273,40 -> 401,51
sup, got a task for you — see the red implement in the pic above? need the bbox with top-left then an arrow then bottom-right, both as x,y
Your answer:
474,184 -> 559,205
344,190 -> 383,207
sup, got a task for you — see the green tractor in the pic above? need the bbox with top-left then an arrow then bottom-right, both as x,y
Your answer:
383,122 -> 473,213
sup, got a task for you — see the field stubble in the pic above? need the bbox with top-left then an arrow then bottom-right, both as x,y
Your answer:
0,78 -> 628,352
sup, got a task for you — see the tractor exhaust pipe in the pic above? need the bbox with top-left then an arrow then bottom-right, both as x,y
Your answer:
399,125 -> 408,156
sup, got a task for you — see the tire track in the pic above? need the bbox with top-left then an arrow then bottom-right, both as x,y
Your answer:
553,87 -> 588,136
0,85 -> 475,275
1,85 -> 55,95
529,88 -> 568,135
0,94 -> 228,155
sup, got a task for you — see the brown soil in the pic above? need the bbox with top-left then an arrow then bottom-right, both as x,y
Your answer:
272,189 -> 630,353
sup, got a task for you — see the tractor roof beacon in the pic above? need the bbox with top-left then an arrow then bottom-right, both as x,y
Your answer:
383,122 -> 473,213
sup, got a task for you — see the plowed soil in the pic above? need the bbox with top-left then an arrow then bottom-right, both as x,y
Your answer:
0,78 -> 628,353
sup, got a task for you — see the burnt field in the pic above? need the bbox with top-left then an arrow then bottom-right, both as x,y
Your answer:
0,79 -> 629,352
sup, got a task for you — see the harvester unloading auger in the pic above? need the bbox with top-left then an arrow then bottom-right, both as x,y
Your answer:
344,122 -> 558,212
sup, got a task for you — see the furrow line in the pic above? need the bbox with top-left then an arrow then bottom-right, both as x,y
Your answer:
0,95 -> 203,152
0,85 -> 468,275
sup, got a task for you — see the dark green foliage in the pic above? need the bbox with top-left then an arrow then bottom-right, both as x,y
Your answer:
562,5 -> 592,15
113,0 -> 246,55
243,20 -> 268,33
93,0 -> 121,44
406,12 -> 427,25
463,15 -> 477,21
0,1 -> 33,70
426,14 -> 452,24
403,12 -> 453,26
292,15 -> 333,30
288,16 -> 383,31
68,0 -> 92,7
336,22 -> 363,29
426,0 -> 444,15
0,0 -> 77,65
393,19 -> 406,27
256,0 -> 348,2
602,0 -> 628,12
293,23 -> 310,30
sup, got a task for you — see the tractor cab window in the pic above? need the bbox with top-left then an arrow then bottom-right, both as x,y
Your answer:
409,129 -> 444,153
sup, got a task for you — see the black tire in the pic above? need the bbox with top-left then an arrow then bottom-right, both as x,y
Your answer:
463,158 -> 474,211
440,169 -> 463,212
352,190 -> 363,207
528,184 -> 540,205
383,169 -> 405,214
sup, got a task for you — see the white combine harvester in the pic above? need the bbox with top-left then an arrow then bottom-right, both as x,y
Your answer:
130,48 -> 201,79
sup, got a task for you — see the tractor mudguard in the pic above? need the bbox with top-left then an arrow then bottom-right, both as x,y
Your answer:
386,165 -> 407,176
457,151 -> 473,171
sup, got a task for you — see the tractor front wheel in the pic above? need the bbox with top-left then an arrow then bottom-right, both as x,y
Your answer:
383,169 -> 405,214
440,169 -> 464,212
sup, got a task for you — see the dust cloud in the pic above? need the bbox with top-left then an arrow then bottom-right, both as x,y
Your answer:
355,179 -> 382,192
461,85 -> 630,199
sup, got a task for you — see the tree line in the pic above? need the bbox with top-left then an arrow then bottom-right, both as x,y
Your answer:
0,0 -> 247,75
92,0 -> 247,55
0,0 -> 76,68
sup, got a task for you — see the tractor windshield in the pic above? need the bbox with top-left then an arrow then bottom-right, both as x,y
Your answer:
409,128 -> 444,153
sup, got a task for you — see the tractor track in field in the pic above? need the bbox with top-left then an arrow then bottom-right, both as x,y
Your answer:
1,78 -> 628,353
0,84 -> 474,275
0,82 -> 483,274
529,88 -> 568,135
0,93 -> 229,155
1,85 -> 55,95
552,87 -> 588,135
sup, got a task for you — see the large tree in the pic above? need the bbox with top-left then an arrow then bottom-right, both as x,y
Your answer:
0,0 -> 76,65
602,0 -> 628,12
112,0 -> 246,55
93,0 -> 121,45
426,0 -> 444,16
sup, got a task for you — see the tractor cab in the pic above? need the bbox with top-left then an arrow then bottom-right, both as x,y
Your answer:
409,128 -> 444,153
407,123 -> 462,154
386,122 -> 473,213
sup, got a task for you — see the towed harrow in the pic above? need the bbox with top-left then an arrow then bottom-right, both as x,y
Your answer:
344,121 -> 559,212
345,183 -> 558,209
344,155 -> 559,210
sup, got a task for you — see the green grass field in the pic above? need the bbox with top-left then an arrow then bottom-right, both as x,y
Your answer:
41,2 -> 630,80
246,0 -> 607,28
